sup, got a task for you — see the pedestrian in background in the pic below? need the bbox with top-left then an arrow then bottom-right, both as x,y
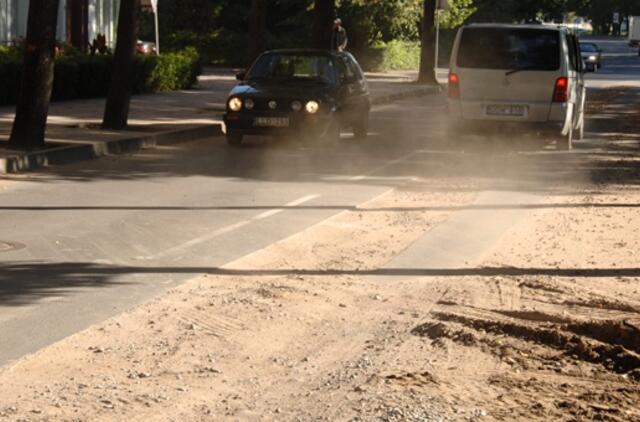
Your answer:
331,18 -> 348,51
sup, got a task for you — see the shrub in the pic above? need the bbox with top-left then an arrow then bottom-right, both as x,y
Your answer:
0,48 -> 201,106
0,46 -> 23,106
358,40 -> 421,72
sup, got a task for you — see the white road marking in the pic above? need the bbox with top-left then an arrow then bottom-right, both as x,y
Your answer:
349,151 -> 418,181
148,194 -> 320,260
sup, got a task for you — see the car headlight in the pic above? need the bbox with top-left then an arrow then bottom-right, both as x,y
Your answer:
305,100 -> 320,114
291,100 -> 302,112
244,98 -> 255,110
228,97 -> 242,112
588,55 -> 597,61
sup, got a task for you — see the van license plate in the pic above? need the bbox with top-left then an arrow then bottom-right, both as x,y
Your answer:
254,117 -> 289,127
486,105 -> 526,117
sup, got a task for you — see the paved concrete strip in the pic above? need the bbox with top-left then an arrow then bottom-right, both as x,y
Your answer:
378,190 -> 544,278
149,194 -> 320,260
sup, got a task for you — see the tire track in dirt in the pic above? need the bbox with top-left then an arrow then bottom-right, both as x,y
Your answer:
417,311 -> 640,381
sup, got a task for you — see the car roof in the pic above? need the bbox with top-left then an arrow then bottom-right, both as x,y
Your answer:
465,23 -> 567,32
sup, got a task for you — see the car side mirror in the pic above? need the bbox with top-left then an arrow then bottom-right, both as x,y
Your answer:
236,72 -> 246,81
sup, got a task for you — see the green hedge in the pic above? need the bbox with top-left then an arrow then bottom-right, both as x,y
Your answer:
0,47 -> 201,106
358,40 -> 421,72
354,32 -> 458,72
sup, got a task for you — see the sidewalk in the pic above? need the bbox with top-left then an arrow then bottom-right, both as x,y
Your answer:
0,68 -> 440,174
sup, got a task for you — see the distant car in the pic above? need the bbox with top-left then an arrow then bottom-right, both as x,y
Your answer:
579,42 -> 602,71
222,49 -> 370,145
136,40 -> 156,55
447,24 -> 587,150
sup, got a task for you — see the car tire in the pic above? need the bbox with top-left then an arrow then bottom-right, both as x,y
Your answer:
353,112 -> 369,139
227,132 -> 243,146
557,125 -> 573,151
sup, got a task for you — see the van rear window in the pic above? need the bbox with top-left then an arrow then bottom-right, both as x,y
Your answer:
457,28 -> 560,71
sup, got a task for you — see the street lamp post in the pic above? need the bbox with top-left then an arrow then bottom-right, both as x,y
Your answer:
151,0 -> 159,54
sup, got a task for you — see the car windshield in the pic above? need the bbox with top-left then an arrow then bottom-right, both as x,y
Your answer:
247,53 -> 337,84
580,43 -> 598,52
457,27 -> 560,71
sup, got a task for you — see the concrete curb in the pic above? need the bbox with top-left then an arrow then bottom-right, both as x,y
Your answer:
0,124 -> 222,174
1,85 -> 441,174
371,85 -> 442,106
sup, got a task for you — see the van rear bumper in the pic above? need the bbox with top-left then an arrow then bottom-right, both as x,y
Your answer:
447,118 -> 564,138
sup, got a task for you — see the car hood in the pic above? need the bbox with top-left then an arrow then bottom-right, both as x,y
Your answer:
229,82 -> 336,101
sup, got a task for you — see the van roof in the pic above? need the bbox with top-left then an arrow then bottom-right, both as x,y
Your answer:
465,23 -> 567,32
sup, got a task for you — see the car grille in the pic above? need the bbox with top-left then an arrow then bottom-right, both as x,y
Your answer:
251,99 -> 298,112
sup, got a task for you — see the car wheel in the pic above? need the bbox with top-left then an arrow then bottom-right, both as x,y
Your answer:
227,132 -> 243,146
557,125 -> 573,151
353,112 -> 369,139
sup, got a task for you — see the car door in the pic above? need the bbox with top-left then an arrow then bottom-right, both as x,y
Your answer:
345,54 -> 370,112
336,55 -> 366,122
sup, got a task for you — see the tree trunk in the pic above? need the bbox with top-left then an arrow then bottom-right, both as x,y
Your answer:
9,0 -> 61,150
102,0 -> 141,130
418,0 -> 438,84
313,0 -> 335,50
249,0 -> 267,65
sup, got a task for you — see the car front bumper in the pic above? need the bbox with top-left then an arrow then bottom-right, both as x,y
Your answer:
223,111 -> 335,137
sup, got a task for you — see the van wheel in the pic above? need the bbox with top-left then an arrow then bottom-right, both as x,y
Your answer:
227,132 -> 243,146
557,126 -> 573,151
575,111 -> 585,141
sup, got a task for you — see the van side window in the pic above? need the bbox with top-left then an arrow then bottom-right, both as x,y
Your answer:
572,35 -> 584,72
566,33 -> 578,71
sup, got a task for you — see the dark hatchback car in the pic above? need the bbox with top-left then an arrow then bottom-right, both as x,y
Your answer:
223,49 -> 370,145
579,42 -> 603,71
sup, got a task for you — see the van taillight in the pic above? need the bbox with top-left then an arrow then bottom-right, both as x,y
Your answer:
553,77 -> 569,103
448,73 -> 460,99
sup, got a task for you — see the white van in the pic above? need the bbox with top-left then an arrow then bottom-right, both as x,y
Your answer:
447,24 -> 587,150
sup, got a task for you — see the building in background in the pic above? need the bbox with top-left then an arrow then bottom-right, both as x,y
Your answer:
0,0 -> 120,49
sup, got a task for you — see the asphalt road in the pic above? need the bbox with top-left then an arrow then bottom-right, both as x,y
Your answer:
0,37 -> 638,367
583,36 -> 640,88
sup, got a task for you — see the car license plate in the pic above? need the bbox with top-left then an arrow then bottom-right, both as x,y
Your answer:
253,117 -> 289,128
486,105 -> 527,117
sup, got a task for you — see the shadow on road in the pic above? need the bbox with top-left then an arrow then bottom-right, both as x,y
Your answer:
3,262 -> 638,306
1,202 -> 640,212
0,262 -> 127,306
